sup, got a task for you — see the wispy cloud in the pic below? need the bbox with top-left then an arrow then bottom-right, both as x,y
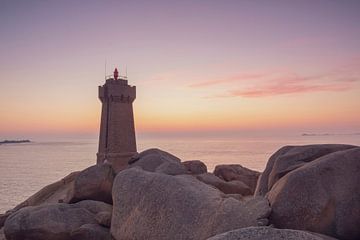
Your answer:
191,64 -> 360,98
229,80 -> 352,98
188,73 -> 267,88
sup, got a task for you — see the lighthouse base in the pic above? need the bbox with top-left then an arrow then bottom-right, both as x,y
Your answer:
97,152 -> 137,173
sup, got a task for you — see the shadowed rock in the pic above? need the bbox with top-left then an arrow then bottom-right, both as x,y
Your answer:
0,171 -> 79,228
214,164 -> 260,194
206,227 -> 338,240
255,144 -> 357,196
74,200 -> 112,214
4,200 -> 112,240
267,147 -> 360,240
1,163 -> 115,228
70,223 -> 111,240
0,228 -> 5,240
70,164 -> 115,204
182,160 -> 208,174
128,148 -> 188,175
111,168 -> 270,240
196,173 -> 252,196
95,211 -> 112,227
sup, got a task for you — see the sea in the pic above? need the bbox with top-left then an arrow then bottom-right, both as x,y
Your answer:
1,134 -> 360,213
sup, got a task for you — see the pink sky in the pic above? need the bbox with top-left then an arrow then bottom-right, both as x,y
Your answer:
0,0 -> 360,139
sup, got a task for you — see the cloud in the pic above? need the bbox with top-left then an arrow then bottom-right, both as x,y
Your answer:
229,80 -> 352,98
194,61 -> 360,98
188,73 -> 267,88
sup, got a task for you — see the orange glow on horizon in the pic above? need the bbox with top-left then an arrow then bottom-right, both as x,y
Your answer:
1,90 -> 360,136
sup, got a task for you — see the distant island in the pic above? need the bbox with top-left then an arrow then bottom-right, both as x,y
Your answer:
302,133 -> 360,136
0,140 -> 31,145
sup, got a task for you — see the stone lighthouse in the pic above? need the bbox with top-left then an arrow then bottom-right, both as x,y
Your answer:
97,68 -> 137,171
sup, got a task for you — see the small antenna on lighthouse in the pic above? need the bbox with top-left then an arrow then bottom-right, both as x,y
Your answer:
104,59 -> 107,80
125,65 -> 128,78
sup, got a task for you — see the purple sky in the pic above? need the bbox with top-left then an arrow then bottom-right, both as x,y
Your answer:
1,0 -> 360,139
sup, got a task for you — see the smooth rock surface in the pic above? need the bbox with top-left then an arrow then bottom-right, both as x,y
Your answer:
196,173 -> 252,196
182,160 -> 207,174
267,147 -> 360,240
214,164 -> 260,194
255,144 -> 357,196
206,227 -> 337,240
111,168 -> 270,240
70,223 -> 111,240
70,164 -> 115,204
128,148 -> 188,175
4,200 -> 112,240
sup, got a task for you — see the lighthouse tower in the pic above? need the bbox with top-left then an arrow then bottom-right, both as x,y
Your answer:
97,68 -> 137,171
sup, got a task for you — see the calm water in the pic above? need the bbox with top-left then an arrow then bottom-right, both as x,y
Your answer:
1,135 -> 359,213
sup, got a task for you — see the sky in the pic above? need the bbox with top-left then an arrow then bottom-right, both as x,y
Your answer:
1,0 -> 360,139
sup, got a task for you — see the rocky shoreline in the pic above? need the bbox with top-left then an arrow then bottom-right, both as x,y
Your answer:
1,144 -> 359,240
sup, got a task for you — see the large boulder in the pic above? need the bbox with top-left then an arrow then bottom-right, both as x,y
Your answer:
0,171 -> 79,228
206,227 -> 337,240
196,173 -> 252,196
70,164 -> 115,204
255,144 -> 357,196
267,147 -> 360,240
4,200 -> 112,240
182,160 -> 208,174
128,148 -> 187,175
70,224 -> 110,240
214,164 -> 260,194
111,168 -> 270,240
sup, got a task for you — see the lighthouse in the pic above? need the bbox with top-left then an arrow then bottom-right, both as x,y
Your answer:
97,68 -> 137,171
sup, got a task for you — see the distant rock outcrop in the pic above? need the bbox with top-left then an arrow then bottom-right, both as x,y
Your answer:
111,168 -> 270,240
0,140 -> 30,145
